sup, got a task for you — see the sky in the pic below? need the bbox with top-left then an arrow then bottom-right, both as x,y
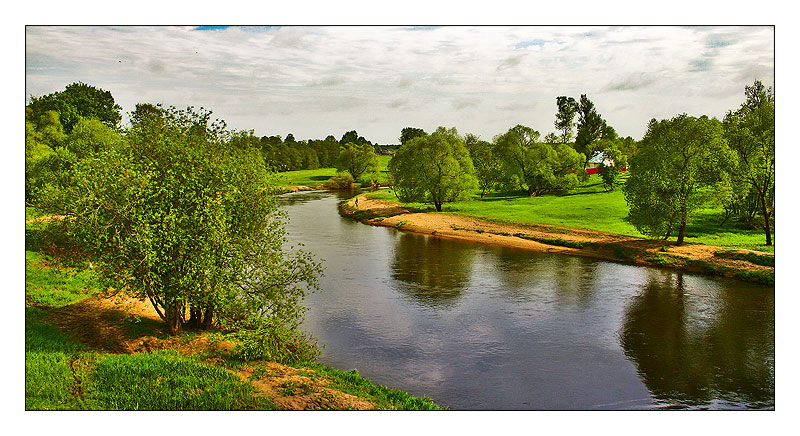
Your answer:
25,25 -> 774,144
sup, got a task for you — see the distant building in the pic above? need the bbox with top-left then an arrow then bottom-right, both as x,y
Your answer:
586,151 -> 614,169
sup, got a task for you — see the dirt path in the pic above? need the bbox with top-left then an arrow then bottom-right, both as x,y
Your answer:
342,195 -> 774,282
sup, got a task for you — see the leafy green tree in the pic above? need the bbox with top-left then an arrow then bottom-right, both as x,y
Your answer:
722,80 -> 775,246
494,124 -> 584,196
543,132 -> 559,145
336,142 -> 379,181
465,133 -> 504,198
400,127 -> 427,146
554,96 -> 579,144
65,105 -> 322,335
63,118 -> 124,160
27,82 -> 122,133
388,127 -> 477,211
575,94 -> 609,169
624,114 -> 732,245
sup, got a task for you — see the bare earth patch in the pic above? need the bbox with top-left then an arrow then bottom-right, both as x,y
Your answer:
236,363 -> 373,410
344,195 -> 774,280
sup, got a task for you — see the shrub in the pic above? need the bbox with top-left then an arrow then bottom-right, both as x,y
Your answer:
324,174 -> 355,190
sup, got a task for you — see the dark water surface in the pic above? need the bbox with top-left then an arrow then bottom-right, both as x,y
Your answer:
280,190 -> 775,410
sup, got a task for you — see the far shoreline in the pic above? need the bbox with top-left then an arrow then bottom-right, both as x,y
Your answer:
338,194 -> 774,285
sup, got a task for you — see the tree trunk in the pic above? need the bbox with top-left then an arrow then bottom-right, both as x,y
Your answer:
166,305 -> 183,335
676,219 -> 687,246
202,305 -> 214,329
188,307 -> 202,329
760,192 -> 772,246
434,201 -> 442,212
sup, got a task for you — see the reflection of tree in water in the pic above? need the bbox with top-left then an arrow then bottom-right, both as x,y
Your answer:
620,271 -> 774,409
390,232 -> 476,307
490,247 -> 597,307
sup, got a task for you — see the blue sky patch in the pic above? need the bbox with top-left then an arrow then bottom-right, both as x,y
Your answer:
515,39 -> 547,49
195,26 -> 230,31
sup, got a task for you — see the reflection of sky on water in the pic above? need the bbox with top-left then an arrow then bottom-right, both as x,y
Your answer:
281,191 -> 774,410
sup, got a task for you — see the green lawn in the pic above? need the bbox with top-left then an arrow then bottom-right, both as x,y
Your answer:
368,174 -> 774,253
276,155 -> 393,187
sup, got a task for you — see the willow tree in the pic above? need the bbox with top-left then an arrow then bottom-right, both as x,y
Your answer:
66,105 -> 321,334
624,114 -> 732,245
494,124 -> 584,196
388,127 -> 476,212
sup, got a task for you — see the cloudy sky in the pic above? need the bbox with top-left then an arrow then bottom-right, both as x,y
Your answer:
25,25 -> 774,144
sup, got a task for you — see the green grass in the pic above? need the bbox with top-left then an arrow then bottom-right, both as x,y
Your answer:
89,351 -> 276,410
25,250 -> 99,307
276,155 -> 393,188
295,362 -> 446,410
368,174 -> 774,253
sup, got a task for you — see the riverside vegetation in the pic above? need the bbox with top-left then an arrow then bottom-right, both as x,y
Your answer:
25,79 -> 773,409
26,208 -> 444,410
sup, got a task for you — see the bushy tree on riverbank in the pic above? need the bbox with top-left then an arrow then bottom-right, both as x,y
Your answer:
65,105 -> 322,334
388,127 -> 477,211
624,114 -> 733,245
336,142 -> 380,182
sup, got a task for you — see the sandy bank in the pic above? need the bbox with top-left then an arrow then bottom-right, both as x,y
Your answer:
340,195 -> 774,284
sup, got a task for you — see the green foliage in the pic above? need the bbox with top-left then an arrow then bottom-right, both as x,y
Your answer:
555,96 -> 579,144
336,142 -> 380,181
26,82 -> 122,134
399,127 -> 427,146
388,126 -> 477,212
574,94 -> 608,165
722,80 -> 775,245
494,124 -> 584,196
64,105 -> 322,335
324,173 -> 355,190
596,144 -> 629,191
229,318 -> 320,364
90,351 -> 274,410
465,133 -> 504,198
624,114 -> 732,245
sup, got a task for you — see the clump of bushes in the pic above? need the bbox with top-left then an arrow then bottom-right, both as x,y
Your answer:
324,174 -> 355,190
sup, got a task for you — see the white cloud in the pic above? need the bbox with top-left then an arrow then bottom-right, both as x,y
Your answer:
25,25 -> 774,143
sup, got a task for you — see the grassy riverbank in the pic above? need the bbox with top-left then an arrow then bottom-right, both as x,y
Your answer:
25,211 -> 444,410
366,174 -> 774,253
275,155 -> 392,189
341,178 -> 774,284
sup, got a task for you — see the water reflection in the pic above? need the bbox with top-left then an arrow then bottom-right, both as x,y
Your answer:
620,270 -> 775,409
390,232 -> 476,307
490,247 -> 598,307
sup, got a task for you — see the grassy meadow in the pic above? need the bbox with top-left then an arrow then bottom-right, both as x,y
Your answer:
276,155 -> 392,188
366,173 -> 774,253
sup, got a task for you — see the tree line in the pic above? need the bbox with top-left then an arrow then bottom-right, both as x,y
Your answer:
388,81 -> 774,246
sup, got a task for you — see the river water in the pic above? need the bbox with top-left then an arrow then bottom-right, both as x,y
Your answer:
280,190 -> 775,410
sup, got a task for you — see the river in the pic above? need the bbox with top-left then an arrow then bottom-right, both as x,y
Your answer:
280,190 -> 775,410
